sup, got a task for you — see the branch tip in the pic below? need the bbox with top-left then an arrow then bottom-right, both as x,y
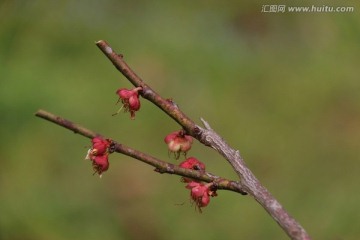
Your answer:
200,118 -> 212,130
95,40 -> 105,45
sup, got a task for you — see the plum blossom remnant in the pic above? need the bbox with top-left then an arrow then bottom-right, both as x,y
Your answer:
90,137 -> 111,156
164,130 -> 193,159
85,137 -> 112,177
91,154 -> 109,176
114,87 -> 142,119
185,181 -> 217,213
179,157 -> 206,171
179,157 -> 206,183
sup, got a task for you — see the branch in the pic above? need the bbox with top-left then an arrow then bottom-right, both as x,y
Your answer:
35,109 -> 247,195
95,40 -> 311,240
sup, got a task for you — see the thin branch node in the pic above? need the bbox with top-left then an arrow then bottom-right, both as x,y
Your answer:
141,86 -> 153,98
154,168 -> 164,174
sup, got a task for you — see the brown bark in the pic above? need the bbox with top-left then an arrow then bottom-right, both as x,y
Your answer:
35,40 -> 311,240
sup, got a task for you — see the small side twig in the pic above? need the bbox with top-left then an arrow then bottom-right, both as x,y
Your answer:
35,109 -> 247,195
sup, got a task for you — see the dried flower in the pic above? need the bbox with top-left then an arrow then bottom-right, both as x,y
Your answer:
114,87 -> 142,119
164,130 -> 193,159
179,157 -> 206,182
185,182 -> 217,212
179,157 -> 205,171
85,137 -> 112,177
91,137 -> 111,156
91,154 -> 109,177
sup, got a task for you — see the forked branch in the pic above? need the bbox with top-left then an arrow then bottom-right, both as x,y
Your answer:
95,40 -> 310,240
35,40 -> 311,240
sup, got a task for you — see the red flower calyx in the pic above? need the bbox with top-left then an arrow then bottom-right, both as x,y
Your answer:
90,137 -> 111,156
179,157 -> 206,182
114,87 -> 142,119
185,181 -> 217,213
179,157 -> 206,171
164,130 -> 193,159
91,154 -> 109,177
85,137 -> 112,177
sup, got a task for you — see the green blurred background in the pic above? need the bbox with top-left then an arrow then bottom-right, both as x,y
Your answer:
1,0 -> 359,239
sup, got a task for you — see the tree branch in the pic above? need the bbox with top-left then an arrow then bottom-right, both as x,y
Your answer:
95,40 -> 311,240
35,109 -> 247,195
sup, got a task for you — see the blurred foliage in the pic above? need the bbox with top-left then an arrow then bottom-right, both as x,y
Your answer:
1,0 -> 360,239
